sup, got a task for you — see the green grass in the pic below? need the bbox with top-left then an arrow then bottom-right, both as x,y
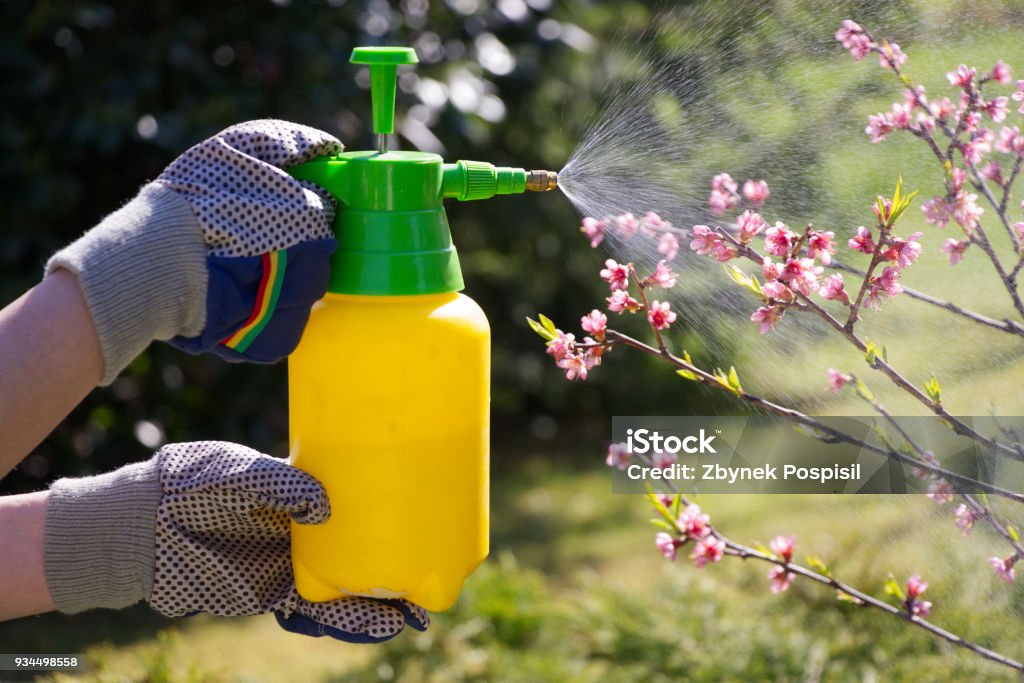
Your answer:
5,453 -> 1020,683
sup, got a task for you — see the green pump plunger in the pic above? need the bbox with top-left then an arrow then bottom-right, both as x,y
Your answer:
288,46 -> 558,297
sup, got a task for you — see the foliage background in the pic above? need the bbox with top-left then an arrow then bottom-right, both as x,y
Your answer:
3,0 -> 1024,680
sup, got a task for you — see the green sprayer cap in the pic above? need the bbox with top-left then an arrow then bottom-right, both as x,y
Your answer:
286,46 -> 557,297
350,47 -> 418,136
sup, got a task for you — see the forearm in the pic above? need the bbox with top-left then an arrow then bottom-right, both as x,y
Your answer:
0,270 -> 103,477
0,491 -> 56,619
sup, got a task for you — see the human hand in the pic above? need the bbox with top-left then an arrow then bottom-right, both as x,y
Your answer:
44,441 -> 428,643
46,120 -> 341,385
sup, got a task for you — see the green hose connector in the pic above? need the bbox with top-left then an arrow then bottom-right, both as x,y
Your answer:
442,161 -> 527,201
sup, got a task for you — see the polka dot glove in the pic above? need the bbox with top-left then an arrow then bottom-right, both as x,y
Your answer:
44,442 -> 429,643
46,120 -> 341,386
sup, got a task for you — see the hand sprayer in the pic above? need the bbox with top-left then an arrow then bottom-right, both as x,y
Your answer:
286,46 -> 558,612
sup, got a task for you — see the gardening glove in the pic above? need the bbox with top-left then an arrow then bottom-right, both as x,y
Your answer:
46,119 -> 341,386
43,441 -> 429,644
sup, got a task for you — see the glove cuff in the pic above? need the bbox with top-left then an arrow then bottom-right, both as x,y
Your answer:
44,456 -> 162,614
46,183 -> 208,386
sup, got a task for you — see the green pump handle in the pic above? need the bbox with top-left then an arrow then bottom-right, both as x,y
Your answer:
286,46 -> 557,297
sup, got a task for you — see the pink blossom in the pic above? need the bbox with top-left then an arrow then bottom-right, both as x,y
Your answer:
980,161 -> 1005,185
765,222 -> 797,257
769,535 -> 795,562
580,217 -> 606,248
983,96 -> 1009,122
848,225 -> 876,254
647,300 -> 677,330
990,61 -> 1012,85
780,257 -> 822,295
960,109 -> 982,134
692,535 -> 725,568
546,330 -> 575,362
768,565 -> 794,593
615,212 -> 639,239
905,575 -> 931,617
878,42 -> 906,70
990,556 -> 1017,583
657,231 -> 680,260
927,478 -> 955,503
866,267 -> 902,310
996,126 -> 1024,155
556,353 -> 589,381
906,574 -> 928,599
742,179 -> 770,206
737,210 -> 768,243
646,260 -> 678,289
711,172 -> 738,194
820,274 -> 851,305
834,20 -> 872,61
600,259 -> 631,291
947,64 -> 976,88
904,85 -> 926,110
652,450 -> 678,471
877,266 -> 903,296
689,224 -> 718,255
930,97 -> 955,120
607,289 -> 641,313
641,211 -> 667,235
807,230 -> 836,264
954,504 -> 978,535
827,368 -> 852,393
951,191 -> 984,231
1015,222 -> 1024,241
709,190 -> 737,216
922,197 -> 950,227
951,167 -> 967,192
914,112 -> 936,133
751,305 -> 784,334
940,238 -> 970,265
865,112 -> 895,143
888,231 -> 922,269
761,281 -> 794,302
1014,80 -> 1024,113
762,257 -> 782,282
656,532 -> 680,561
581,309 -> 608,340
606,442 -> 631,470
710,241 -> 738,262
582,340 -> 604,369
889,102 -> 912,129
678,503 -> 711,539
709,174 -> 739,217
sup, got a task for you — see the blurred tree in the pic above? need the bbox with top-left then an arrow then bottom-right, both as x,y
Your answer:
2,0 -> 736,492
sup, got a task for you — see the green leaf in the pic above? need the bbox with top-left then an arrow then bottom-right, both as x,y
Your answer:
864,339 -> 882,365
538,313 -> 558,336
924,374 -> 942,405
727,366 -> 743,394
1010,525 -> 1020,543
853,374 -> 875,403
807,555 -> 831,576
526,316 -> 558,342
754,542 -> 772,556
650,518 -> 675,531
677,351 -> 699,381
724,264 -> 766,301
884,573 -> 905,602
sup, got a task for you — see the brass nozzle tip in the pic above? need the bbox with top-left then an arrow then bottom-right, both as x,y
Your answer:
526,170 -> 558,192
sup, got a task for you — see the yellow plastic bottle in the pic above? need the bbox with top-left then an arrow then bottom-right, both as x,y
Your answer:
289,291 -> 489,611
285,46 -> 556,612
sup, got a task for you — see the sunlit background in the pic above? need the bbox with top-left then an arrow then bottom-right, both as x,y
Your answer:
3,0 -> 1024,680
